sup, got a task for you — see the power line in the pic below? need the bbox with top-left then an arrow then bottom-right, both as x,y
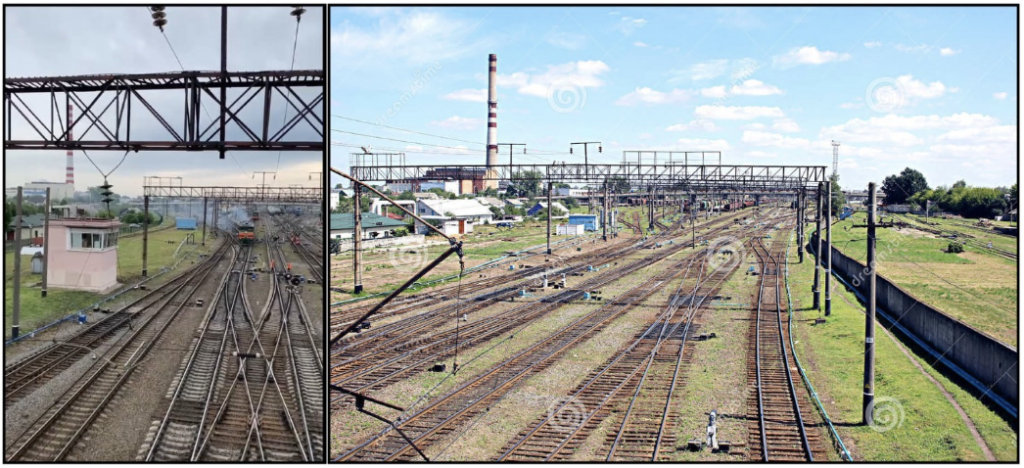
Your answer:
147,7 -> 247,179
276,11 -> 304,174
333,114 -> 571,156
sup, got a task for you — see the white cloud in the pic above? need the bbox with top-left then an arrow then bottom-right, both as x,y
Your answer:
864,41 -> 882,48
333,11 -> 482,65
442,88 -> 487,103
775,46 -> 851,65
894,75 -> 955,100
772,119 -> 801,133
895,43 -> 932,54
741,122 -> 767,131
939,47 -> 960,56
676,138 -> 731,150
545,31 -> 588,50
745,150 -> 777,158
665,120 -> 717,132
730,79 -> 783,96
616,87 -> 692,106
431,115 -> 482,130
930,125 -> 1017,163
820,113 -> 1002,147
671,58 -> 759,82
498,60 -> 610,98
694,105 -> 784,120
993,92 -> 1008,100
633,41 -> 649,47
699,86 -> 728,98
741,131 -> 816,150
404,145 -> 424,152
616,17 -> 647,35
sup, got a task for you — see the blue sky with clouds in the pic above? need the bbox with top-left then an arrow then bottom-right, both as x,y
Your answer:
331,6 -> 1017,190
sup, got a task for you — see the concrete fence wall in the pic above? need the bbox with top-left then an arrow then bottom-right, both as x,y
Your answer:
812,235 -> 1018,407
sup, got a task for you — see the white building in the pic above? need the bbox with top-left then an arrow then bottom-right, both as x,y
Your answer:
413,199 -> 495,235
5,181 -> 75,201
555,187 -> 593,197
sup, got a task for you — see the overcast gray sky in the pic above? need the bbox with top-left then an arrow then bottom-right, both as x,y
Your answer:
4,6 -> 324,197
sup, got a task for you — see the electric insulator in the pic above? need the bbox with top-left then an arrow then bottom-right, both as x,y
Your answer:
151,11 -> 166,20
569,147 -> 573,154
150,6 -> 165,12
598,146 -> 603,153
291,6 -> 306,19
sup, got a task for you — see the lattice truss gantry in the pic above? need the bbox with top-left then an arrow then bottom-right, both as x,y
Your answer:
4,70 -> 324,153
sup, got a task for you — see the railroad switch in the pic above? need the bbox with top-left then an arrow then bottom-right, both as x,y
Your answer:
195,298 -> 205,307
814,318 -> 827,325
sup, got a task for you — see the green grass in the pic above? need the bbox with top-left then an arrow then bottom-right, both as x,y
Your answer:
786,233 -> 1017,461
4,227 -> 212,339
817,211 -> 1017,346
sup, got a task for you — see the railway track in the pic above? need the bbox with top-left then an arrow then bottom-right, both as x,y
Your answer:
333,212 -> 773,461
496,215 -> 780,462
329,214 -> 744,410
335,243 -> 702,461
747,226 -> 826,462
897,215 -> 1016,260
4,242 -> 233,462
141,214 -> 324,461
4,253 -> 225,409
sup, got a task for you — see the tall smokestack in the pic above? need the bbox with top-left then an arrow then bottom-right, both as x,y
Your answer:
66,104 -> 74,187
485,53 -> 499,191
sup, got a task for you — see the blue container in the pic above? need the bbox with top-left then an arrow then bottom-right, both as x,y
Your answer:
568,214 -> 599,232
176,218 -> 198,230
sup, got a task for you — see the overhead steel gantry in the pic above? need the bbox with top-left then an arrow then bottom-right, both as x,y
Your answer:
4,70 -> 324,154
348,163 -> 824,191
138,184 -> 323,277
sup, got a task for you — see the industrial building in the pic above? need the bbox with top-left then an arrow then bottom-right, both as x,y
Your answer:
4,181 -> 75,201
330,213 -> 406,240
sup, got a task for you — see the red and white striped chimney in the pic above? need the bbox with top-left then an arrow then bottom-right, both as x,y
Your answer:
66,104 -> 75,186
484,53 -> 499,191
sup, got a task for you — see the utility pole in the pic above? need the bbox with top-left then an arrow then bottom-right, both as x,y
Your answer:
42,187 -> 50,297
353,184 -> 363,294
570,141 -> 601,177
813,182 -> 823,311
602,180 -> 609,241
825,178 -> 833,316
202,197 -> 208,245
253,171 -> 277,199
832,140 -> 840,179
142,195 -> 149,277
12,187 -> 23,338
498,143 -> 526,184
797,189 -> 804,263
863,182 -> 878,425
546,182 -> 553,255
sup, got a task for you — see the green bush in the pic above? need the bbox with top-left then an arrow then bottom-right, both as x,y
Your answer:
947,242 -> 964,254
393,227 -> 408,237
